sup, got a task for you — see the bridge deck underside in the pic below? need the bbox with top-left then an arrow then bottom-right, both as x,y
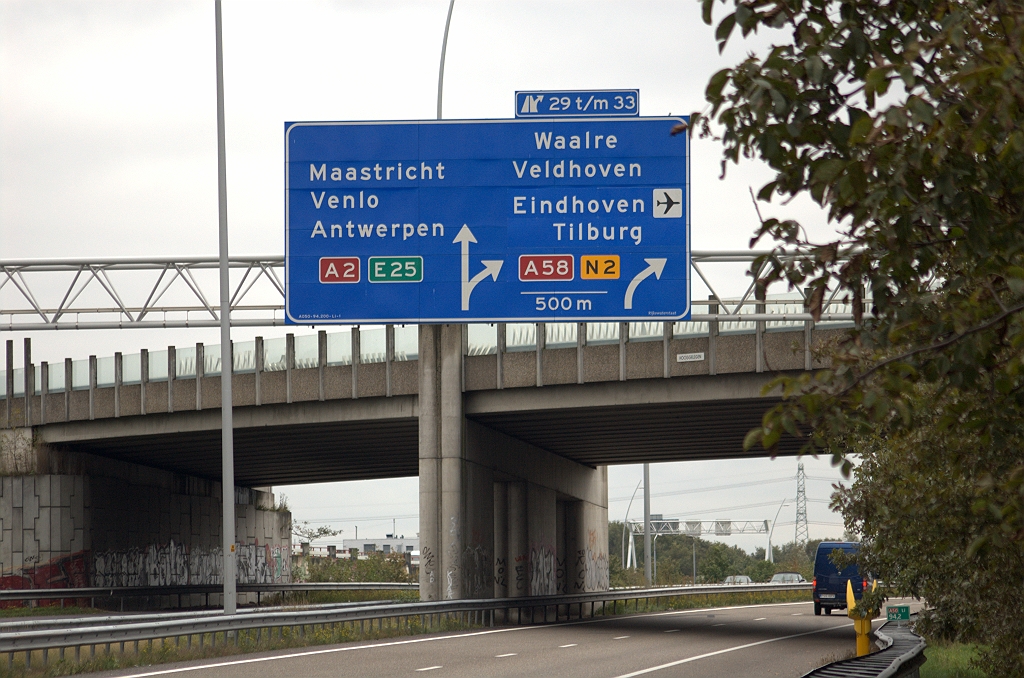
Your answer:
62,397 -> 799,486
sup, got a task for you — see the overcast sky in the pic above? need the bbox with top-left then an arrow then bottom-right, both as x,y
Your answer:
1,1 -> 850,553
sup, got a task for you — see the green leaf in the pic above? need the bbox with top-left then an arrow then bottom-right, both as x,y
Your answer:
715,13 -> 736,51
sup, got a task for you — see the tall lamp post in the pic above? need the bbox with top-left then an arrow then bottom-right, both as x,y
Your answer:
766,500 -> 790,564
621,479 -> 643,569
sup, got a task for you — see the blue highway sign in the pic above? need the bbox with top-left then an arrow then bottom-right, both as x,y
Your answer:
285,117 -> 690,324
515,90 -> 639,117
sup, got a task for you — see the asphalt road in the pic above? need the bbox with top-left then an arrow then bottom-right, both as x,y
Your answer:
96,599 -> 921,678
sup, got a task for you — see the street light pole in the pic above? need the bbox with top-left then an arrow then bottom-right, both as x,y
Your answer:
766,500 -> 790,564
214,0 -> 236,615
643,463 -> 652,586
621,478 -> 643,568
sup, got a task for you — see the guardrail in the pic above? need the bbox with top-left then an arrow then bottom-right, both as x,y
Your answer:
0,582 -> 419,609
802,615 -> 926,678
0,599 -> 402,633
0,583 -> 810,669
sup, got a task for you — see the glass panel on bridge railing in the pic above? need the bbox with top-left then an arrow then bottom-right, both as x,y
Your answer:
202,343 -> 222,376
97,356 -> 115,387
628,322 -> 663,342
468,324 -> 497,356
586,322 -> 619,345
673,319 -> 709,337
11,368 -> 24,396
148,350 -> 168,382
294,334 -> 319,369
765,301 -> 809,332
233,340 -> 256,373
505,323 -> 536,352
122,353 -> 142,385
47,361 -> 66,392
326,330 -> 352,366
263,337 -> 287,372
544,323 -> 576,349
72,359 -> 90,390
176,347 -> 197,379
33,365 -> 42,394
360,327 -> 386,364
394,325 -> 418,361
718,303 -> 757,335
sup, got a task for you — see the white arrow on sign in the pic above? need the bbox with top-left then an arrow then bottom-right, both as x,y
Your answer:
454,224 -> 503,310
624,258 -> 667,309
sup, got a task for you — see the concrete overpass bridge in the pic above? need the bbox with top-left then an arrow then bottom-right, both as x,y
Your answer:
0,254 -> 854,602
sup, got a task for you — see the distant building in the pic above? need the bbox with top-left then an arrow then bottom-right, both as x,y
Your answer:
341,535 -> 418,555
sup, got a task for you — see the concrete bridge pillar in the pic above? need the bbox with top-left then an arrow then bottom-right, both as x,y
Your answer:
418,324 -> 609,601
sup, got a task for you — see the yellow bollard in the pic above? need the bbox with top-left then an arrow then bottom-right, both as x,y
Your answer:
847,579 -> 873,656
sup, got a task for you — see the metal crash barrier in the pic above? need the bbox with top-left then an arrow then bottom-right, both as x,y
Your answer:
801,615 -> 927,678
0,583 -> 809,668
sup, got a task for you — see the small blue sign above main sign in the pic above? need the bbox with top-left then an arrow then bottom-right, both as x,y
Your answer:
515,90 -> 639,118
284,117 -> 689,324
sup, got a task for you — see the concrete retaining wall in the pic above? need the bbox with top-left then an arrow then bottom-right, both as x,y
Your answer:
0,432 -> 290,602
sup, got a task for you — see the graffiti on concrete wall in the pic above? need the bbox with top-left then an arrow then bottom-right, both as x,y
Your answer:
513,553 -> 528,594
421,546 -> 436,589
573,529 -> 609,592
529,545 -> 557,596
461,544 -> 491,598
493,556 -> 507,590
236,543 -> 289,584
556,556 -> 567,594
445,516 -> 460,599
92,540 -> 289,587
0,551 -> 90,595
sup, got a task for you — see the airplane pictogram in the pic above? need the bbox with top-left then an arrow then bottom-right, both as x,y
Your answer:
656,191 -> 679,215
652,188 -> 683,218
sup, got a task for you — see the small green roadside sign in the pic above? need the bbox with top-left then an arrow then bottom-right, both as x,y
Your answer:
369,256 -> 423,283
886,605 -> 910,621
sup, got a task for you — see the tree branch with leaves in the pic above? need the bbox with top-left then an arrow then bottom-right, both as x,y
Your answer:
696,0 -> 1024,673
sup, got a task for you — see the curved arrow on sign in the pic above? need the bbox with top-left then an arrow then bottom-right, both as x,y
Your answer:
454,224 -> 503,310
624,258 -> 667,309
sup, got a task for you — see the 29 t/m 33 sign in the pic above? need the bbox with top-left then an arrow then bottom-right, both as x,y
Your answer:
284,117 -> 690,324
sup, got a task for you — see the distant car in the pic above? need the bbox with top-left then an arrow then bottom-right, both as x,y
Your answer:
723,575 -> 753,585
813,541 -> 864,616
769,572 -> 806,584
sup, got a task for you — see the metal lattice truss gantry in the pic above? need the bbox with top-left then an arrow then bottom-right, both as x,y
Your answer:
0,251 -> 858,331
627,519 -> 769,537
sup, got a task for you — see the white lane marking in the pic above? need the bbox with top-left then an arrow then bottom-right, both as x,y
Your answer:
754,617 -> 767,621
112,601 -> 820,677
711,623 -> 726,627
792,613 -> 803,616
613,636 -> 630,640
612,623 -> 855,677
559,644 -> 578,648
416,667 -> 442,672
663,629 -> 679,633
110,626 -> 532,677
495,653 -> 517,658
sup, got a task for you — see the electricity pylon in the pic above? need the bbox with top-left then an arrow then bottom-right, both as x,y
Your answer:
795,462 -> 810,544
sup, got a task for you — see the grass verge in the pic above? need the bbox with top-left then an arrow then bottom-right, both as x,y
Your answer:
920,642 -> 989,678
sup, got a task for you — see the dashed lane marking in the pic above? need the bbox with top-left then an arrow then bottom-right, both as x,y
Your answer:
754,617 -> 767,621
613,636 -> 630,640
416,667 -> 442,672
495,653 -> 517,658
663,629 -> 679,633
111,601 -> 820,677
613,616 -> 887,677
559,644 -> 578,648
